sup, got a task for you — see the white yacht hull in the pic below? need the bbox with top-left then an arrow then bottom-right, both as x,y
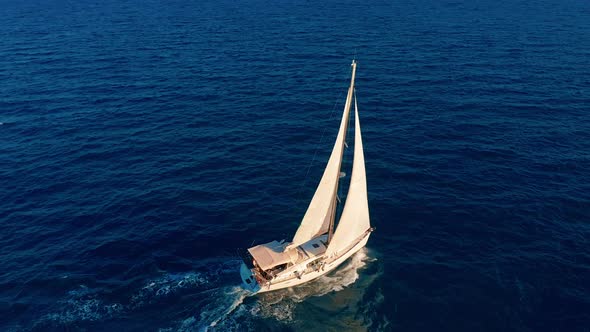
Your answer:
241,232 -> 371,294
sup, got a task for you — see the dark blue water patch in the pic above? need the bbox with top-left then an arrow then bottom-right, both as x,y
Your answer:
2,0 -> 590,330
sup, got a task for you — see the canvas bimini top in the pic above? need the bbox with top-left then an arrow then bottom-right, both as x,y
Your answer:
247,241 -> 299,270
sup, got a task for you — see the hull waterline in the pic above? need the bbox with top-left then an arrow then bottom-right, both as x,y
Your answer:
240,232 -> 371,294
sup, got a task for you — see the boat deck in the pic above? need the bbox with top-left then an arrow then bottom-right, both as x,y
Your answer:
297,234 -> 328,260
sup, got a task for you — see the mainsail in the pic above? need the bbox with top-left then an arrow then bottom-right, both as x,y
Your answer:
325,92 -> 370,258
287,61 -> 357,250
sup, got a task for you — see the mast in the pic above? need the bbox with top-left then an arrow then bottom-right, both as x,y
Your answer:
327,192 -> 337,243
327,60 -> 357,245
286,60 -> 358,250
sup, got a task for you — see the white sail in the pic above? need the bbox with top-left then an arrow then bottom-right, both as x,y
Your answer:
287,61 -> 357,250
325,92 -> 370,258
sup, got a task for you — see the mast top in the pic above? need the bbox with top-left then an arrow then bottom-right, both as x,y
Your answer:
350,60 -> 357,89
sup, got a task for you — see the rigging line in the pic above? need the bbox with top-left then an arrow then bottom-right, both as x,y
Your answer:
341,88 -> 354,177
293,64 -> 351,206
295,89 -> 343,201
336,87 -> 355,223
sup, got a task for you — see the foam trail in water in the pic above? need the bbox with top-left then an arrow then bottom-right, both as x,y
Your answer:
164,251 -> 375,330
35,263 -> 243,330
206,287 -> 250,330
164,285 -> 253,331
40,286 -> 124,326
130,272 -> 210,309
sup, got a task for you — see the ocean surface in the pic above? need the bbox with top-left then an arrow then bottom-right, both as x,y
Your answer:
1,0 -> 590,330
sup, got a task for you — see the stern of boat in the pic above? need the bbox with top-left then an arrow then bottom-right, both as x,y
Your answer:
240,262 -> 261,293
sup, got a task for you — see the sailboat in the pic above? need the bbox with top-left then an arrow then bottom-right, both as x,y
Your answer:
239,60 -> 373,293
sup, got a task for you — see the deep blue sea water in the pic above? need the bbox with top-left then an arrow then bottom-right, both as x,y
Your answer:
1,0 -> 590,330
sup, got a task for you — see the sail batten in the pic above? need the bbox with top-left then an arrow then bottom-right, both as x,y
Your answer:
287,61 -> 357,250
325,92 -> 370,257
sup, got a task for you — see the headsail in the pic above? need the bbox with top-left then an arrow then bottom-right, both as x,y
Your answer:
325,91 -> 370,258
287,61 -> 357,250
